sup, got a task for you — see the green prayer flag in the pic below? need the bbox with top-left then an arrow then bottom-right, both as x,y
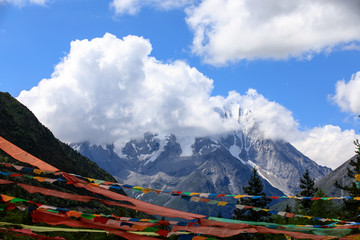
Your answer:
142,227 -> 159,232
10,198 -> 27,203
81,213 -> 95,219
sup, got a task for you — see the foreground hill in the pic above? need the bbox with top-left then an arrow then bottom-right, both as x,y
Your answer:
0,91 -> 115,181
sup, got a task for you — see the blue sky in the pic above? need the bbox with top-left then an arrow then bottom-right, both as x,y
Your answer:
1,0 -> 360,169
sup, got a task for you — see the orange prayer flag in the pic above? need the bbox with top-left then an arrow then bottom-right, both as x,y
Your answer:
1,194 -> 15,202
33,177 -> 47,182
65,211 -> 82,218
142,189 -> 151,193
0,136 -> 59,172
355,174 -> 360,182
190,192 -> 200,196
234,195 -> 245,199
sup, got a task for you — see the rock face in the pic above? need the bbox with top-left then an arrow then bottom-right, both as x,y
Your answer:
72,130 -> 331,217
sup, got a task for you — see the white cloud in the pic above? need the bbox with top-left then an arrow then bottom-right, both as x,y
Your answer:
1,0 -> 49,6
17,33 -> 359,169
18,33 -> 227,146
332,71 -> 360,115
210,89 -> 300,141
342,43 -> 360,51
110,0 -> 194,15
185,0 -> 360,65
292,125 -> 359,169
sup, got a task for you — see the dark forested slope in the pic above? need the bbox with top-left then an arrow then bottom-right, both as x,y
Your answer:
0,91 -> 115,181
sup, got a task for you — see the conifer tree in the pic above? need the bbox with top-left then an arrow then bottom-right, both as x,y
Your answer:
309,189 -> 337,219
335,137 -> 360,220
284,204 -> 292,213
298,169 -> 318,214
233,168 -> 271,222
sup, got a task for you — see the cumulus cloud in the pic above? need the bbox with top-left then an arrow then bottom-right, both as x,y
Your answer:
185,0 -> 360,65
1,0 -> 49,6
332,71 -> 360,115
110,0 -> 194,15
18,33 -> 359,169
18,33 -> 227,147
292,126 -> 359,169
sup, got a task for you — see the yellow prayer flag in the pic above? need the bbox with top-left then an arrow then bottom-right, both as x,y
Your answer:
140,219 -> 151,222
217,201 -> 228,206
355,174 -> 360,182
86,177 -> 95,182
33,169 -> 43,175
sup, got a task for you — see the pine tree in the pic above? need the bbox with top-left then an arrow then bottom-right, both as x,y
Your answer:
335,137 -> 360,220
233,168 -> 272,222
309,189 -> 337,220
297,169 -> 318,214
284,204 -> 292,213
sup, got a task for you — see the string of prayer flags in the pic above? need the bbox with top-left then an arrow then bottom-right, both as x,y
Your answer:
179,194 -> 358,225
1,189 -> 358,239
1,136 -> 360,239
2,161 -> 359,202
31,209 -> 345,239
0,193 -> 205,230
1,187 -> 360,232
0,166 -> 358,225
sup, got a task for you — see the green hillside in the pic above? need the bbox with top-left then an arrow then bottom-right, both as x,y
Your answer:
0,92 -> 115,181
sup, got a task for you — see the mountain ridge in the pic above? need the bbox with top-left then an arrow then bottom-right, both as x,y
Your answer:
73,130 -> 332,217
316,155 -> 357,196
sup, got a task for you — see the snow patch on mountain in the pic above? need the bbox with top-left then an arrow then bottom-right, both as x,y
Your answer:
144,138 -> 167,165
177,136 -> 195,157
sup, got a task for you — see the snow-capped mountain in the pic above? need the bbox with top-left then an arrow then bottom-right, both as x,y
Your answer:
74,130 -> 330,195
72,130 -> 330,217
72,106 -> 331,217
